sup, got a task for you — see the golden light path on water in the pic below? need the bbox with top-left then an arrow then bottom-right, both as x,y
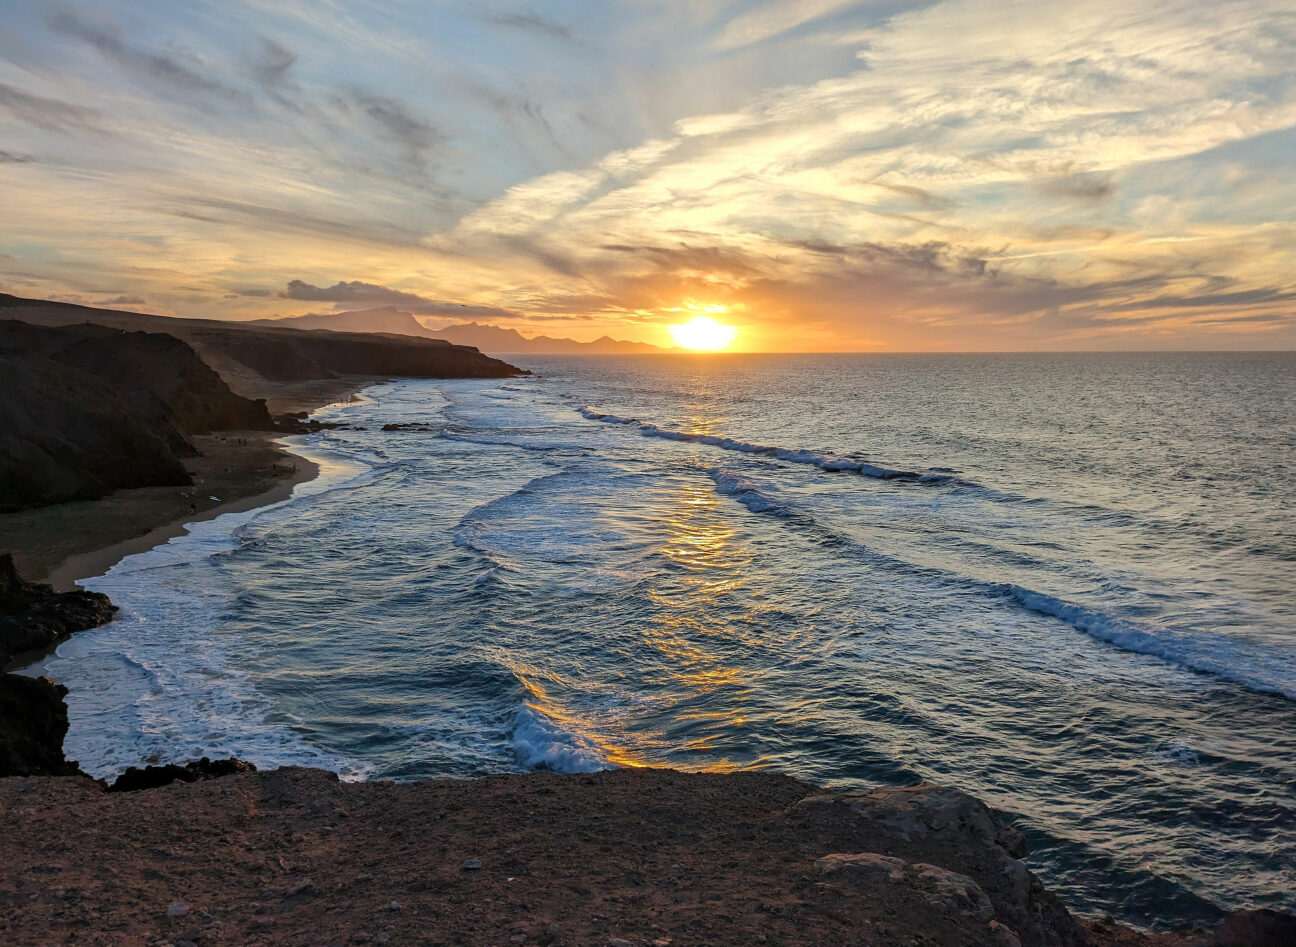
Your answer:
510,427 -> 761,771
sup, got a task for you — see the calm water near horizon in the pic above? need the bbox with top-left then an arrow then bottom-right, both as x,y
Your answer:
30,352 -> 1296,929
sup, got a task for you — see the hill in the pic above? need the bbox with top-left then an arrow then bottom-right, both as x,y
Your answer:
0,295 -> 524,406
240,305 -> 668,354
243,306 -> 441,339
0,320 -> 273,512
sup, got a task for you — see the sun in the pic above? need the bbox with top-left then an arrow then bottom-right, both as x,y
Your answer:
667,316 -> 739,352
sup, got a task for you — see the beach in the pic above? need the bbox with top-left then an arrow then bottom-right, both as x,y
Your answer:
0,375 -> 366,595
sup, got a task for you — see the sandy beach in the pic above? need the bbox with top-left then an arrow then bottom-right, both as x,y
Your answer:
0,375 -> 371,596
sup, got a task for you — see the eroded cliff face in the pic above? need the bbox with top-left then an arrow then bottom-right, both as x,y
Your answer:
0,674 -> 79,778
0,320 -> 273,511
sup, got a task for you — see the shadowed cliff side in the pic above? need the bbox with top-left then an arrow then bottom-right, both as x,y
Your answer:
0,294 -> 527,408
0,320 -> 274,511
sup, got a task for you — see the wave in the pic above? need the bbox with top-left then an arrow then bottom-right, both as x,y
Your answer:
706,465 -> 1296,702
1005,587 -> 1296,702
709,470 -> 796,517
512,704 -> 611,773
579,407 -> 954,483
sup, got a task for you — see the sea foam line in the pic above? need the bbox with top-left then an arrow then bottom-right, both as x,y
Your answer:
706,466 -> 1296,702
579,407 -> 952,482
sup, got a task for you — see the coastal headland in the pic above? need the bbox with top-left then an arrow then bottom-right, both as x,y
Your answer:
0,293 -> 523,588
2,296 -> 1292,945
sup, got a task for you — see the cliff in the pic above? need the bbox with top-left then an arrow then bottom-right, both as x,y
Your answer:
0,320 -> 273,511
0,295 -> 526,400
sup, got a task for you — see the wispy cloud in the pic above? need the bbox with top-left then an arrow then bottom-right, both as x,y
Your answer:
0,81 -> 103,133
46,11 -> 247,103
276,279 -> 517,318
1,0 -> 1293,348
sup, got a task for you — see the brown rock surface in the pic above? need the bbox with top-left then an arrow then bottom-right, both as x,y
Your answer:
0,766 -> 1227,947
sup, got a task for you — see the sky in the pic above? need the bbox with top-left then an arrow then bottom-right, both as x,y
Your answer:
1,0 -> 1294,351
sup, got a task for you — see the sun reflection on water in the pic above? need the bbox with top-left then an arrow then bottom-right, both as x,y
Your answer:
641,474 -> 760,770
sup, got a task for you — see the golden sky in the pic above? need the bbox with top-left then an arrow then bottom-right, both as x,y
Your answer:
2,1 -> 1294,350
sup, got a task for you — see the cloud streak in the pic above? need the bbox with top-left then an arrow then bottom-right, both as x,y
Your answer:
277,280 -> 517,318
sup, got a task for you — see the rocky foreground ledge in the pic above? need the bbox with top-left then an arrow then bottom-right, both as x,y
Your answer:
3,766 -> 1291,947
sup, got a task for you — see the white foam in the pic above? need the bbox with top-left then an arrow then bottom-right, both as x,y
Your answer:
709,469 -> 796,517
579,406 -> 929,480
1008,586 -> 1296,701
512,704 -> 611,773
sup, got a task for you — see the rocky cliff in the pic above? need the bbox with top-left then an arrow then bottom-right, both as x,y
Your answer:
0,294 -> 527,392
0,320 -> 273,511
0,553 -> 117,667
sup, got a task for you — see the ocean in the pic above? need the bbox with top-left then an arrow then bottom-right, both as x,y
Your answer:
29,352 -> 1296,928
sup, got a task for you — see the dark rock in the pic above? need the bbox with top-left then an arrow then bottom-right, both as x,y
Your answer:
0,319 -> 273,512
108,756 -> 258,792
0,553 -> 117,667
380,422 -> 433,432
1214,908 -> 1296,946
785,783 -> 1082,946
0,673 -> 80,776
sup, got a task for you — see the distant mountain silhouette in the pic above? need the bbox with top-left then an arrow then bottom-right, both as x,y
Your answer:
247,307 -> 668,354
425,321 -> 668,354
245,306 -> 440,339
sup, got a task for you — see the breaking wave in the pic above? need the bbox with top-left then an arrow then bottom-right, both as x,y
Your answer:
579,406 -> 955,482
706,464 -> 1296,703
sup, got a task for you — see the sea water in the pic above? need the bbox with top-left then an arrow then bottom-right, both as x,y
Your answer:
30,353 -> 1296,927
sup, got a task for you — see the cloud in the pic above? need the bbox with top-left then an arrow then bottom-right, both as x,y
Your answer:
713,0 -> 863,50
277,280 -> 517,318
484,13 -> 574,43
0,82 -> 102,133
45,11 -> 246,103
1031,171 -> 1116,202
97,294 -> 147,306
249,37 -> 296,90
335,90 -> 442,166
0,150 -> 39,164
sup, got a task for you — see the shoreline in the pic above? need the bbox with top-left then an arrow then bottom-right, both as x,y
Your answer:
43,444 -> 321,594
0,383 -> 372,673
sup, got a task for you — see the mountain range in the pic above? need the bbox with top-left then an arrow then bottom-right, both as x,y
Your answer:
247,307 -> 668,355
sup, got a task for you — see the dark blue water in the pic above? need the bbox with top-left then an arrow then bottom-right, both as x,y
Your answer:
35,353 -> 1296,928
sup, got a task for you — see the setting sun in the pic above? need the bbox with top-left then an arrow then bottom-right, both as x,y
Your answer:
667,316 -> 739,351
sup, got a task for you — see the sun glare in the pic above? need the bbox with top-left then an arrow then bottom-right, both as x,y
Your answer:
668,316 -> 739,352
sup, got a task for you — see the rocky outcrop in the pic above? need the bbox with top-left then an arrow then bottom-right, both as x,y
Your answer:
1214,908 -> 1296,947
0,674 -> 80,777
0,553 -> 116,666
0,319 -> 273,511
109,756 -> 257,793
785,783 -> 1083,946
